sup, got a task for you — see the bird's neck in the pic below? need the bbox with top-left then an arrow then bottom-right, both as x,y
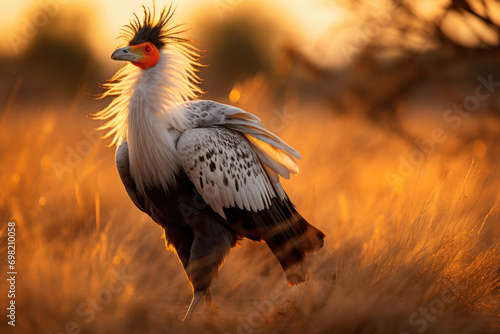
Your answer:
95,43 -> 203,192
125,46 -> 202,193
127,72 -> 183,193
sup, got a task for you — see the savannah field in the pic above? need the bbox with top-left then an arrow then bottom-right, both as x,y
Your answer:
1,91 -> 500,333
2,1 -> 500,333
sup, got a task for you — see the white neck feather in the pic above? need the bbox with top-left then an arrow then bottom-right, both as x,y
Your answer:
95,43 -> 203,192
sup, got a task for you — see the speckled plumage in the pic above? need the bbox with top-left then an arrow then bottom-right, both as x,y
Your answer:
178,126 -> 275,217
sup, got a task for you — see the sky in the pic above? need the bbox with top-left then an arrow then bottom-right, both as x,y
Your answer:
2,0 -> 499,70
0,0 -> 344,62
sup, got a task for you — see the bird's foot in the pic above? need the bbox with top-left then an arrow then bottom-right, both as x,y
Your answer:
285,262 -> 308,286
182,290 -> 205,322
182,288 -> 219,322
204,289 -> 218,312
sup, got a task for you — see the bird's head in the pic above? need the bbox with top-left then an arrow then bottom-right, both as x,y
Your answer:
111,4 -> 186,70
111,42 -> 160,69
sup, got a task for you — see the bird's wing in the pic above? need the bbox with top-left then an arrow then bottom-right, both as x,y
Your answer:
116,140 -> 149,214
177,127 -> 278,219
184,100 -> 301,200
176,118 -> 325,270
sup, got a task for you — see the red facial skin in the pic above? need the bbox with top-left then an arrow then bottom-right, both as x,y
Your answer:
130,42 -> 160,69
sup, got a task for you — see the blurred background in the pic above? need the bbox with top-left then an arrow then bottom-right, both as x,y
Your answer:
1,1 -> 500,333
2,0 -> 500,116
2,0 -> 500,148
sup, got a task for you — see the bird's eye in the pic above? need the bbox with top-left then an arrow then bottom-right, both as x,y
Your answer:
145,45 -> 152,53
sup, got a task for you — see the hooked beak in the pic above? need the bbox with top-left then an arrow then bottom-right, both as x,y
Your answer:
111,46 -> 144,62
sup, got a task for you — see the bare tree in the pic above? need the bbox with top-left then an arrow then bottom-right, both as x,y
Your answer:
284,0 -> 500,140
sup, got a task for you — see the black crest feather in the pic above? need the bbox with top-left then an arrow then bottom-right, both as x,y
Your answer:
119,3 -> 187,49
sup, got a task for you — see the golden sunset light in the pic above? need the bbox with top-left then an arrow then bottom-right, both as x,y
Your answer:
1,1 -> 500,333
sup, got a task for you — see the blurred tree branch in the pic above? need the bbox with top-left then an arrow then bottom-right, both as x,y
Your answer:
301,0 -> 500,140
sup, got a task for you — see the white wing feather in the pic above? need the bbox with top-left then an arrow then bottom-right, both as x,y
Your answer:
177,101 -> 300,218
177,127 -> 278,218
184,100 -> 300,200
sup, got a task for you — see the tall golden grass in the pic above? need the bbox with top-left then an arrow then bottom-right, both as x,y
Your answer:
1,87 -> 499,334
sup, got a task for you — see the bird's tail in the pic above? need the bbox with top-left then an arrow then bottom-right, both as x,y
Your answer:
263,211 -> 325,286
223,196 -> 325,286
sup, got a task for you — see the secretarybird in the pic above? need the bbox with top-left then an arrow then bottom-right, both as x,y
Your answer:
94,4 -> 325,321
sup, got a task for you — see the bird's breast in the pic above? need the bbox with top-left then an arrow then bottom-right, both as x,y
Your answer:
127,115 -> 184,194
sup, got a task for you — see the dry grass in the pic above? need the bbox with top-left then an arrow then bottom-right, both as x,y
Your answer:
1,94 -> 500,334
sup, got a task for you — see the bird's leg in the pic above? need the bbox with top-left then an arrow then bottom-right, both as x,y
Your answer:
182,290 -> 205,322
204,288 -> 218,312
182,219 -> 234,321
